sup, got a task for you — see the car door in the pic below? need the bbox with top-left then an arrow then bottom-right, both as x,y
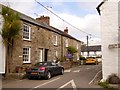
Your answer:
51,62 -> 59,75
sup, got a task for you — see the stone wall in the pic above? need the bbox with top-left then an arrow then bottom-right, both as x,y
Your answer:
8,19 -> 81,73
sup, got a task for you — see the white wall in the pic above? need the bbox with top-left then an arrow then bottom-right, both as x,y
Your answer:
100,0 -> 119,80
81,51 -> 102,57
0,5 -> 5,74
118,1 -> 120,79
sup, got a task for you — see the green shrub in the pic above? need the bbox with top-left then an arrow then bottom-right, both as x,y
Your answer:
107,74 -> 120,84
80,56 -> 86,60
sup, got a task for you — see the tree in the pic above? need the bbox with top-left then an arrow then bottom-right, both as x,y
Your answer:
66,46 -> 78,56
66,46 -> 78,67
0,6 -> 21,74
80,55 -> 86,60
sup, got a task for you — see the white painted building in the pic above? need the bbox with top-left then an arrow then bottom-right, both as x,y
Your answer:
97,0 -> 120,80
0,4 -> 5,74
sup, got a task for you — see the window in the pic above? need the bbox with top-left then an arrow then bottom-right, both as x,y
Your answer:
77,53 -> 79,60
52,62 -> 56,66
77,43 -> 79,49
53,34 -> 57,45
23,24 -> 31,40
23,47 -> 31,63
55,51 -> 58,57
65,39 -> 68,47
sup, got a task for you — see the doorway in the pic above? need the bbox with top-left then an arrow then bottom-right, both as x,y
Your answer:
44,49 -> 48,62
38,48 -> 43,62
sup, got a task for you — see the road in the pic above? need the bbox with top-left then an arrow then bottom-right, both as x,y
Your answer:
2,64 -> 102,90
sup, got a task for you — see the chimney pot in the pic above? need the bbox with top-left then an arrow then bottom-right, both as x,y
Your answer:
36,15 -> 50,25
64,27 -> 68,34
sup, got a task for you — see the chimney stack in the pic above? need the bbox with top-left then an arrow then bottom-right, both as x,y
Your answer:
36,15 -> 50,25
64,27 -> 68,34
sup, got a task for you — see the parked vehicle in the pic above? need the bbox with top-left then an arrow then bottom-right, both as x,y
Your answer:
85,57 -> 98,65
26,61 -> 64,80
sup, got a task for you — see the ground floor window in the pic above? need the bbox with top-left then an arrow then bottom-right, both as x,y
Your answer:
23,47 -> 31,63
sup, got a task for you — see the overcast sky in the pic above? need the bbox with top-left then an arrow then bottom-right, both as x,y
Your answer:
0,0 -> 102,45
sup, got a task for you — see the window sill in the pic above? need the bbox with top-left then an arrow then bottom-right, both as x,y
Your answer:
23,62 -> 31,64
23,39 -> 32,42
54,44 -> 58,46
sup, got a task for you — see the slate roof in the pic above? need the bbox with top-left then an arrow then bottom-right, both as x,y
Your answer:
50,26 -> 80,42
1,4 -> 81,42
20,14 -> 80,42
81,45 -> 101,52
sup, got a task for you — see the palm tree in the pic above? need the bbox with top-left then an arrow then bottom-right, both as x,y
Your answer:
0,6 -> 21,75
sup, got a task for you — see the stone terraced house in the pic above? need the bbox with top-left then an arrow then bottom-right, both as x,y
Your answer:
0,5 -> 81,73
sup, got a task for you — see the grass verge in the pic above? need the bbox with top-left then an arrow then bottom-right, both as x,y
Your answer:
98,81 -> 119,90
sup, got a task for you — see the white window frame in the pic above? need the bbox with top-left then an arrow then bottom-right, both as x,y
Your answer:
55,51 -> 58,57
65,39 -> 68,47
23,24 -> 31,40
77,43 -> 79,49
23,47 -> 31,63
53,34 -> 58,45
38,48 -> 43,62
77,53 -> 79,60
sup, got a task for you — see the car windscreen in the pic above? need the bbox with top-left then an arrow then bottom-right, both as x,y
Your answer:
86,57 -> 95,59
34,62 -> 48,66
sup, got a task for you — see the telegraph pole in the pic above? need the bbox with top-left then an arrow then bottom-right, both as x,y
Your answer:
86,35 -> 89,57
86,34 -> 91,57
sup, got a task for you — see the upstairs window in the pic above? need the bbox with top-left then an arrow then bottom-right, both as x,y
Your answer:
65,39 -> 68,47
77,43 -> 79,49
23,24 -> 31,40
53,34 -> 57,45
23,47 -> 31,63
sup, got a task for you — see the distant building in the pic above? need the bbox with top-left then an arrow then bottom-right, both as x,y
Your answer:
97,0 -> 120,80
81,45 -> 101,57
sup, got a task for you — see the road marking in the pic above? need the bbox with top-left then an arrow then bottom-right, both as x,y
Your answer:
86,68 -> 90,70
30,77 -> 60,90
64,69 -> 71,72
89,70 -> 102,84
16,80 -> 23,82
73,70 -> 80,72
56,79 -> 77,90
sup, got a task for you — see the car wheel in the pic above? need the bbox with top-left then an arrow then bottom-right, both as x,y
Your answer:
60,68 -> 64,75
45,71 -> 51,80
95,62 -> 98,65
28,76 -> 32,80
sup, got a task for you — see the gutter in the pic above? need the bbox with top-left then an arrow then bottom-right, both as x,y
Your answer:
96,0 -> 108,15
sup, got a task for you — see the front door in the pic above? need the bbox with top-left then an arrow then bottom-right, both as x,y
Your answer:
38,48 -> 43,62
45,49 -> 48,62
